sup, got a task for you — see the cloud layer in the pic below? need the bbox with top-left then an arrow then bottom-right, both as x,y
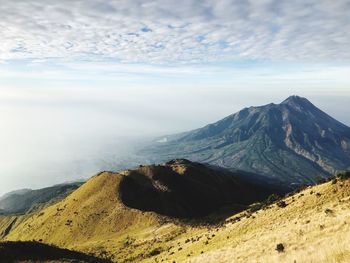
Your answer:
1,0 -> 349,63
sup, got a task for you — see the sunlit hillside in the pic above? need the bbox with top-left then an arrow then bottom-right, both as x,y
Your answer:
1,165 -> 350,262
1,1 -> 349,262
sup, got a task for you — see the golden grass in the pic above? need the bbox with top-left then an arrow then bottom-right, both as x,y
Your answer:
181,180 -> 350,263
1,172 -> 350,263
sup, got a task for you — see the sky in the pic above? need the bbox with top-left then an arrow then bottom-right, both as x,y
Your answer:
0,0 -> 350,195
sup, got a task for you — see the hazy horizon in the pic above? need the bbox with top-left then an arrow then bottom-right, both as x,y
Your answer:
0,91 -> 349,195
0,0 -> 349,195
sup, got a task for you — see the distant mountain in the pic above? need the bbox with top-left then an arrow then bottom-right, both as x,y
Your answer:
141,96 -> 350,189
0,182 -> 83,215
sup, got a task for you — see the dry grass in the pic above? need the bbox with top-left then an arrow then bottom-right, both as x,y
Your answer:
1,172 -> 350,262
182,180 -> 350,263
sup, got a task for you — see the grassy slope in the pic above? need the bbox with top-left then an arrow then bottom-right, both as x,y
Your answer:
1,173 -> 350,262
181,179 -> 350,263
3,172 -> 169,261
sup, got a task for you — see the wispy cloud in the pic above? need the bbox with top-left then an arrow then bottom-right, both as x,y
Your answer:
1,0 -> 349,64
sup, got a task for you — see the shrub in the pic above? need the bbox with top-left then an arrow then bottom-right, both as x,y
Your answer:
336,171 -> 350,180
296,184 -> 307,193
276,243 -> 284,253
324,208 -> 333,215
266,194 -> 280,204
277,201 -> 287,208
149,248 -> 161,257
249,203 -> 264,213
314,175 -> 327,184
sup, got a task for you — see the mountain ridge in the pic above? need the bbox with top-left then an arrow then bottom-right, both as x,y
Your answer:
141,96 -> 350,188
0,182 -> 84,215
1,166 -> 349,262
0,160 -> 272,245
119,159 -> 274,218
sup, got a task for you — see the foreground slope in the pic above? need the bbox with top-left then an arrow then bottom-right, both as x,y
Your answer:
2,170 -> 350,262
0,241 -> 111,263
2,171 -> 161,250
1,160 -> 272,261
114,172 -> 350,263
178,175 -> 350,263
142,96 -> 350,189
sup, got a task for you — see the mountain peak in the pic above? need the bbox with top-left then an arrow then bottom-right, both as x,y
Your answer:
281,95 -> 309,104
143,95 -> 350,188
280,95 -> 316,111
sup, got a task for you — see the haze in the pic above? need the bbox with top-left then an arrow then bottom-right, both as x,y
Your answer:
0,0 -> 349,195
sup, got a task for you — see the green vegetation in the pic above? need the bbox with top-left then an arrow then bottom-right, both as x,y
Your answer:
0,182 -> 83,215
141,96 -> 350,190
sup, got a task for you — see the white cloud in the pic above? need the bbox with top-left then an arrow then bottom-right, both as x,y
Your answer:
0,0 -> 349,64
0,0 -> 350,195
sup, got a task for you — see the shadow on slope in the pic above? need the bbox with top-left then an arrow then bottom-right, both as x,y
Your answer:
0,241 -> 112,262
119,159 -> 275,219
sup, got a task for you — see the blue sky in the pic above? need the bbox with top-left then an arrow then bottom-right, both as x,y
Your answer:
0,0 -> 349,194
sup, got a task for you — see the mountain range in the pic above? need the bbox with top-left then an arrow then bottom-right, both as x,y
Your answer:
141,96 -> 350,189
0,182 -> 83,215
0,95 -> 349,262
